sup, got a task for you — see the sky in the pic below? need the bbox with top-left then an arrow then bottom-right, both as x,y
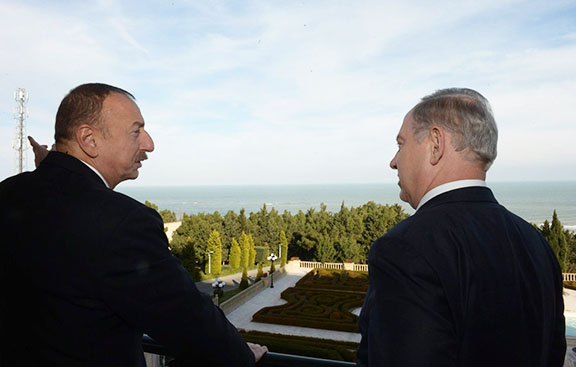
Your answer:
1,0 -> 575,187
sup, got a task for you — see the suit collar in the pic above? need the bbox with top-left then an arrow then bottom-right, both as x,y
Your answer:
417,186 -> 498,212
41,151 -> 109,189
416,179 -> 487,211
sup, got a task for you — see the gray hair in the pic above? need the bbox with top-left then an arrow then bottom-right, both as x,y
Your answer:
411,88 -> 498,170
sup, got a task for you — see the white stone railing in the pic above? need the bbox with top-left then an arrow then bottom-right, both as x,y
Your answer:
300,261 -> 323,269
564,273 -> 576,282
353,264 -> 369,272
295,260 -> 366,271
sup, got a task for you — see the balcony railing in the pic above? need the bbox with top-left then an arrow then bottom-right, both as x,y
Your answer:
142,335 -> 355,367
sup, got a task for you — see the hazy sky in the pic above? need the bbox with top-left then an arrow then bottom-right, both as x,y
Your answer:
1,0 -> 575,186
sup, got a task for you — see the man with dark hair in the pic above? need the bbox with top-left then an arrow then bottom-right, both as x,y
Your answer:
0,83 -> 266,366
357,88 -> 566,366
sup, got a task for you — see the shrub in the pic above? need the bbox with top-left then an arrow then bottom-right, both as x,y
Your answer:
239,330 -> 359,362
239,267 -> 249,290
256,262 -> 263,282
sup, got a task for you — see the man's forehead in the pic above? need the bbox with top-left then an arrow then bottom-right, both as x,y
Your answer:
397,112 -> 414,140
102,93 -> 143,119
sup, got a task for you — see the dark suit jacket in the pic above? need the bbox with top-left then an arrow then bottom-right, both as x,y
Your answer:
0,152 -> 255,367
357,186 -> 566,367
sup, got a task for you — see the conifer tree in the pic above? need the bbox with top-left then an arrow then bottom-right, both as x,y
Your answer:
248,234 -> 257,267
256,262 -> 263,282
229,238 -> 241,269
239,231 -> 250,269
549,210 -> 568,272
239,267 -> 249,290
180,236 -> 200,281
206,229 -> 223,275
279,230 -> 288,267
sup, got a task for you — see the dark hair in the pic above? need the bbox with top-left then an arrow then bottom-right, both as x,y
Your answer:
54,83 -> 134,143
411,88 -> 498,170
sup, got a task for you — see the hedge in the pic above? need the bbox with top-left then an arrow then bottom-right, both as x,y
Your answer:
252,287 -> 364,332
239,330 -> 359,362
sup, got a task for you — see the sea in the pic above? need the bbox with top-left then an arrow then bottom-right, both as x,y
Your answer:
116,181 -> 576,230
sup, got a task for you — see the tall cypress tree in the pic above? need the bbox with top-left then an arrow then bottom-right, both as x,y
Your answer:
206,229 -> 223,275
248,234 -> 257,267
239,231 -> 250,269
549,210 -> 568,272
229,238 -> 241,269
280,230 -> 288,267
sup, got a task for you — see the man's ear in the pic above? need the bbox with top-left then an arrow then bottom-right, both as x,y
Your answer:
76,125 -> 99,158
429,127 -> 444,165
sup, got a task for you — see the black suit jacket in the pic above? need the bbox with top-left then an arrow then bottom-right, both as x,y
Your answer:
357,186 -> 566,366
0,152 -> 254,366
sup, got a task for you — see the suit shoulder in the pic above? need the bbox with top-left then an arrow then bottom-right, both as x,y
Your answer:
89,188 -> 161,221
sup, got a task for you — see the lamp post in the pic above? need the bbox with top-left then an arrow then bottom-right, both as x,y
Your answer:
212,278 -> 225,307
267,253 -> 278,288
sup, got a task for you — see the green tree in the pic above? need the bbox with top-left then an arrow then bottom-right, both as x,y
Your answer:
206,229 -> 223,275
229,238 -> 241,269
144,200 -> 177,223
159,209 -> 177,223
239,231 -> 250,269
248,234 -> 257,266
222,210 -> 241,259
256,262 -> 264,282
239,267 -> 249,290
565,229 -> 576,272
178,237 -> 200,281
548,210 -> 568,272
144,200 -> 159,211
279,230 -> 288,267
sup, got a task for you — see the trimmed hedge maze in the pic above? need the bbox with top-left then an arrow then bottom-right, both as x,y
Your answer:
252,268 -> 368,332
296,268 -> 369,292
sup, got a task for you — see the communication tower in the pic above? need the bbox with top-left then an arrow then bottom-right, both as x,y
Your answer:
13,88 -> 29,173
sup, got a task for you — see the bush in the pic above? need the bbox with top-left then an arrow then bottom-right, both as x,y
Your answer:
239,330 -> 358,362
256,262 -> 263,282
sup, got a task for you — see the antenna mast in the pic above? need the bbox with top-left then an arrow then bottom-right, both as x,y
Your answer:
13,88 -> 29,173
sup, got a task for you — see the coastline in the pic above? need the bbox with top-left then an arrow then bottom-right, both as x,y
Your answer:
118,181 -> 576,228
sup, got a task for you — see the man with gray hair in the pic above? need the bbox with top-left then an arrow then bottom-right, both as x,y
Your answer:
357,88 -> 566,366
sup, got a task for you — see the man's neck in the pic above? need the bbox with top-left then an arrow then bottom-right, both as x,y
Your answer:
57,142 -> 111,189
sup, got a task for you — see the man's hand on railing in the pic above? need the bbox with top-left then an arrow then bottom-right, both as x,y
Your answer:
248,342 -> 269,363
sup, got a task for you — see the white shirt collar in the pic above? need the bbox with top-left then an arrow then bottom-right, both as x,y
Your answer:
416,179 -> 487,211
80,160 -> 111,189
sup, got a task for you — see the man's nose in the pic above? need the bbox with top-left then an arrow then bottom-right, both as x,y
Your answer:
140,129 -> 155,152
390,153 -> 398,170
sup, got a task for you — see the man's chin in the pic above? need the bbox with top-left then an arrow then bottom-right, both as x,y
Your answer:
399,190 -> 408,203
